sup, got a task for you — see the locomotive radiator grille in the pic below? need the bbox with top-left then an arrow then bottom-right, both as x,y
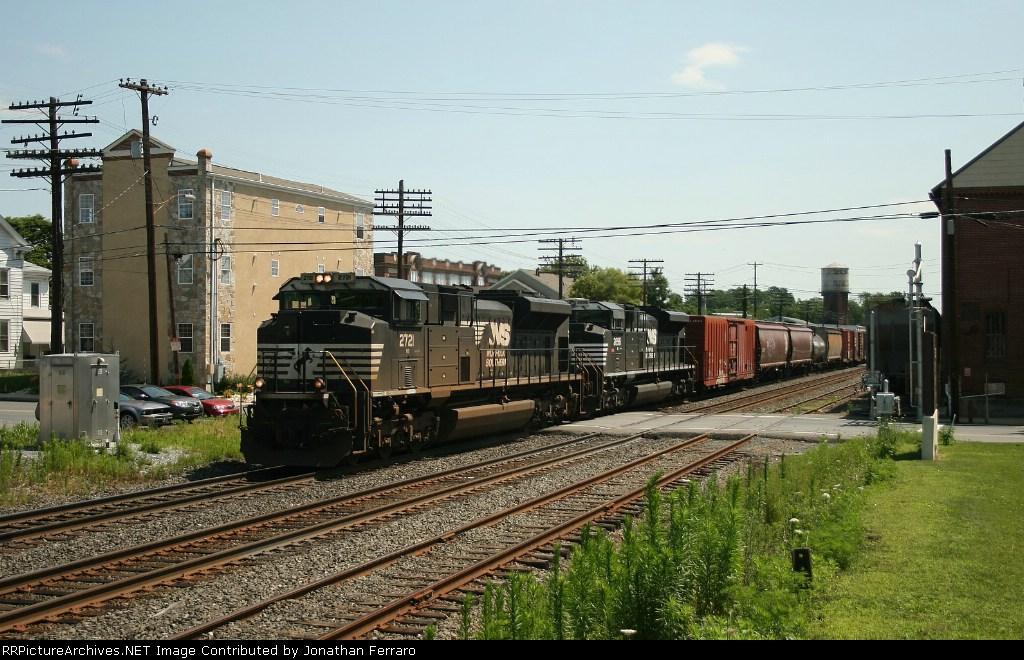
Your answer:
257,343 -> 384,381
570,343 -> 608,368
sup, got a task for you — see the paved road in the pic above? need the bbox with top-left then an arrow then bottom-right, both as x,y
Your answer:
0,400 -> 38,427
544,410 -> 1024,444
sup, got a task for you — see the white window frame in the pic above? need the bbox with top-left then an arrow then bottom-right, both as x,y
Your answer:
355,212 -> 365,240
316,263 -> 326,273
0,269 -> 8,299
178,189 -> 194,220
271,259 -> 280,277
219,190 -> 232,221
220,323 -> 231,353
177,254 -> 194,285
0,320 -> 7,353
177,323 -> 194,353
219,255 -> 233,285
318,206 -> 326,224
79,323 -> 94,352
271,198 -> 280,217
295,204 -> 304,214
79,194 -> 95,224
79,257 -> 95,287
31,282 -> 40,307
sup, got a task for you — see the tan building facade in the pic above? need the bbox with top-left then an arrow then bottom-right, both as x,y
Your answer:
65,131 -> 374,388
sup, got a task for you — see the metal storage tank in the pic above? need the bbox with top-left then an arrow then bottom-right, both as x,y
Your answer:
38,353 -> 120,446
821,263 -> 850,324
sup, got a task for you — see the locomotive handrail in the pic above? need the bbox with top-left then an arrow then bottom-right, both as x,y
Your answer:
322,350 -> 367,433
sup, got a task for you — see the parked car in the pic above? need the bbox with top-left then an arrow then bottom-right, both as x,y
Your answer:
117,392 -> 174,429
120,384 -> 204,422
163,385 -> 240,417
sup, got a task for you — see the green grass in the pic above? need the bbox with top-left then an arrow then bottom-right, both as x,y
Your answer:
463,428 -> 1024,640
807,441 -> 1024,640
0,417 -> 244,508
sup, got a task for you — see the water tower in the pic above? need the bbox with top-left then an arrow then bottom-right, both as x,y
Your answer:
821,263 -> 849,324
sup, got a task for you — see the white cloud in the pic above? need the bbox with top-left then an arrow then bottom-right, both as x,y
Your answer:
671,42 -> 749,89
34,43 -> 69,61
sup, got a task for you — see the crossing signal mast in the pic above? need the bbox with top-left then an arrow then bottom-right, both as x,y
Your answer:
4,96 -> 101,354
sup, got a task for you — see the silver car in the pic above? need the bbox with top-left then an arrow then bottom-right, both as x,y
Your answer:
117,392 -> 174,429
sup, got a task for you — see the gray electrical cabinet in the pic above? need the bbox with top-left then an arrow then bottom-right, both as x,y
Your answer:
38,353 -> 120,446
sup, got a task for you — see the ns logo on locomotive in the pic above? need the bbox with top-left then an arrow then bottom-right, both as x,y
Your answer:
240,272 -> 864,468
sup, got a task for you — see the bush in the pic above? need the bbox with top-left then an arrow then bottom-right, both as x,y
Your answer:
181,359 -> 196,386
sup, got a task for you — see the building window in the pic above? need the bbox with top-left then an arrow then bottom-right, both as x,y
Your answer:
295,204 -> 304,214
985,312 -> 1006,358
0,320 -> 7,352
220,323 -> 231,352
355,268 -> 365,276
477,275 -> 484,286
178,189 -> 194,219
317,263 -> 325,273
220,255 -> 233,285
79,194 -> 94,224
31,282 -> 40,307
421,271 -> 434,284
355,213 -> 365,239
177,323 -> 194,353
271,259 -> 280,277
271,198 -> 280,216
79,257 -> 94,287
79,323 -> 94,352
318,206 -> 326,224
219,190 -> 232,220
0,269 -> 8,299
177,254 -> 194,285
409,270 -> 419,283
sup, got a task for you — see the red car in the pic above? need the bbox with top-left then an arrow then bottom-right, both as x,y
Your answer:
163,385 -> 240,417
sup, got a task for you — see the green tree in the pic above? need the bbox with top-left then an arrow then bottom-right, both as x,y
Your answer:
4,214 -> 53,270
568,267 -> 641,304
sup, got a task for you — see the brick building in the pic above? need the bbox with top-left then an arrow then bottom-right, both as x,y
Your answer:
373,252 -> 502,289
929,120 -> 1024,416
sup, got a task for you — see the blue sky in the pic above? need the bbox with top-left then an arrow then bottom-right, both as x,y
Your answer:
2,0 -> 1022,307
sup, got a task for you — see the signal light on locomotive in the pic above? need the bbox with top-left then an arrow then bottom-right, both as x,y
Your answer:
313,377 -> 326,390
254,378 -> 265,390
315,273 -> 333,284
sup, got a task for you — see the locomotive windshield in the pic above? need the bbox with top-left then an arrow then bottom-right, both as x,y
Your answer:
280,290 -> 389,318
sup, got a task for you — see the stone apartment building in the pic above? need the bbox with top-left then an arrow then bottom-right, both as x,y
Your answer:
65,130 -> 374,388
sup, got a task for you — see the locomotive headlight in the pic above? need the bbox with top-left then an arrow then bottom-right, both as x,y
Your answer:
315,274 -> 324,283
321,273 -> 333,283
313,377 -> 326,390
254,377 -> 266,389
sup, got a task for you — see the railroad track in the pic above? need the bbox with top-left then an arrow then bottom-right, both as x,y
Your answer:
169,433 -> 751,640
695,367 -> 865,415
0,431 -> 736,637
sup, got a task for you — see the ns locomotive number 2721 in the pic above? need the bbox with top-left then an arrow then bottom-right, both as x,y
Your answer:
240,272 -> 863,468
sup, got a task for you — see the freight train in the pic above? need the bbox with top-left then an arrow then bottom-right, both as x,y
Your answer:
240,272 -> 864,467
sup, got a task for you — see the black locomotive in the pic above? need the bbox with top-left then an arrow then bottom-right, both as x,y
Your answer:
240,272 -> 863,468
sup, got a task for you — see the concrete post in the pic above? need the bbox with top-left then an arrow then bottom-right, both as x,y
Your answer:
922,409 -> 939,461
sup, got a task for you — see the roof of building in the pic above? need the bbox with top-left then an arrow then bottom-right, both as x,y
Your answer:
931,119 -> 1024,195
101,130 -> 372,207
487,269 -> 572,300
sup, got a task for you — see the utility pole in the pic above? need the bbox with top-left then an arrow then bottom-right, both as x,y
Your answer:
164,236 -> 181,385
374,180 -> 432,279
120,78 -> 167,382
941,149 -> 959,421
748,261 -> 762,318
4,96 -> 100,354
539,238 -> 582,299
629,259 -> 663,306
685,272 -> 714,314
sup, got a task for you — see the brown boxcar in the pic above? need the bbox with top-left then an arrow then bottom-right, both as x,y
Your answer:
788,325 -> 814,368
687,316 -> 756,388
755,322 -> 791,375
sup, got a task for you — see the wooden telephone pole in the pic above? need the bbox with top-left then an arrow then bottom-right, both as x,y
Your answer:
4,96 -> 100,354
